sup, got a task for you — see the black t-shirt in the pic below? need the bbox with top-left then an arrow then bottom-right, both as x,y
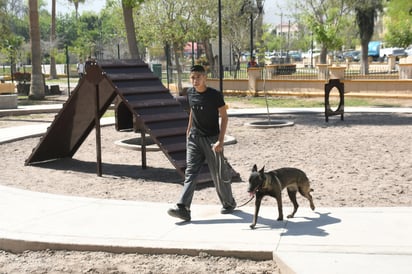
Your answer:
188,86 -> 225,137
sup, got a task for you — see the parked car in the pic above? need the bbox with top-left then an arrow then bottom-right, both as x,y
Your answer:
368,41 -> 407,61
266,51 -> 289,64
288,51 -> 302,61
405,45 -> 412,56
380,47 -> 406,61
302,49 -> 321,59
342,50 -> 361,62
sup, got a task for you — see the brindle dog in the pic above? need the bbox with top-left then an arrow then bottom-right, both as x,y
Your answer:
248,165 -> 315,229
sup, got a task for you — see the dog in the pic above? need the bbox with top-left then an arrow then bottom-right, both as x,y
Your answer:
248,164 -> 315,229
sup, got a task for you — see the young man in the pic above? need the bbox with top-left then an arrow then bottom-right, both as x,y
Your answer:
247,56 -> 257,68
167,65 -> 236,222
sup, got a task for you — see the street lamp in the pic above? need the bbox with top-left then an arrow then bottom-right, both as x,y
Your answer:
218,0 -> 223,92
310,32 -> 314,68
240,0 -> 259,58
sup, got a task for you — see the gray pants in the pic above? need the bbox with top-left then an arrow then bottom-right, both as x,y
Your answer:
177,133 -> 235,209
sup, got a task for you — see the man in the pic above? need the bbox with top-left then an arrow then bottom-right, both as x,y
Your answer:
167,65 -> 236,222
247,56 -> 257,68
77,59 -> 85,78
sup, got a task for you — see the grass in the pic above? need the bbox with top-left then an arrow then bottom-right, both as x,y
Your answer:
224,96 -> 407,108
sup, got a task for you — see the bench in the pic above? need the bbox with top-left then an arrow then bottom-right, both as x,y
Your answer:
0,83 -> 17,109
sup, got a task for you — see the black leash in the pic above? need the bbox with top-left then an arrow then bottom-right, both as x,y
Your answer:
236,195 -> 255,208
212,148 -> 255,208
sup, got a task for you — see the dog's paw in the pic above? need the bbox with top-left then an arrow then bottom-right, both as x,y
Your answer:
277,217 -> 284,221
286,214 -> 293,218
250,224 -> 256,229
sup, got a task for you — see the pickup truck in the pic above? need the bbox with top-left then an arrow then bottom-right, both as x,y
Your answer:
368,41 -> 406,61
379,47 -> 406,61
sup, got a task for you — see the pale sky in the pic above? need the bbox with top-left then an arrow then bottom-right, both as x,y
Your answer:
46,0 -> 289,25
45,0 -> 107,15
263,0 -> 291,25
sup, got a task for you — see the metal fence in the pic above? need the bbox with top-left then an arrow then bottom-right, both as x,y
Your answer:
344,63 -> 400,80
158,60 -> 412,84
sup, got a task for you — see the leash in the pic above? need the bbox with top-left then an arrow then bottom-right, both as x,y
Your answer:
212,147 -> 255,208
236,173 -> 281,208
236,195 -> 255,208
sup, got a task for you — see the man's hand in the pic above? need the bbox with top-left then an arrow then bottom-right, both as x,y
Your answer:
212,141 -> 224,152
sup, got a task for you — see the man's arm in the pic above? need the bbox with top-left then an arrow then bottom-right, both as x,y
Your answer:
186,110 -> 192,137
214,105 -> 228,152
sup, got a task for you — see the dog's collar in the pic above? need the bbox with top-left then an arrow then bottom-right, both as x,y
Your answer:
260,174 -> 271,191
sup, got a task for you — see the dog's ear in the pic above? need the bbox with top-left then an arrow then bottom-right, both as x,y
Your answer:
252,164 -> 257,172
258,166 -> 265,178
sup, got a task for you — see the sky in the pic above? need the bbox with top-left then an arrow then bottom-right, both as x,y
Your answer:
46,0 -> 289,26
45,0 -> 107,15
263,0 -> 290,25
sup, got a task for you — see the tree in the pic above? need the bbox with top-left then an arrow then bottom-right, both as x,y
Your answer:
222,0 -> 252,75
352,0 -> 383,74
49,0 -> 58,79
187,0 -> 217,75
0,0 -> 9,41
121,0 -> 144,59
68,0 -> 85,19
28,0 -> 45,100
384,0 -> 412,48
136,0 -> 200,91
293,0 -> 351,64
1,0 -> 27,62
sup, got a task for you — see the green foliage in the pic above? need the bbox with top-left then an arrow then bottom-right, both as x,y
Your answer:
0,35 -> 24,63
221,0 -> 250,53
136,0 -> 206,55
298,0 -> 350,53
39,9 -> 51,40
384,0 -> 412,47
56,13 -> 79,46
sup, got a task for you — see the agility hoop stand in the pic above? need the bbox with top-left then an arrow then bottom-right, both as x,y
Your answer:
324,79 -> 344,122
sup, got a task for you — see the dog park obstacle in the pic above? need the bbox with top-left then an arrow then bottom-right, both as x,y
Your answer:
25,59 -> 238,183
324,79 -> 345,122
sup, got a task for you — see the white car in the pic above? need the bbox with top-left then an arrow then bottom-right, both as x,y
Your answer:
380,47 -> 406,60
302,49 -> 321,59
405,45 -> 412,56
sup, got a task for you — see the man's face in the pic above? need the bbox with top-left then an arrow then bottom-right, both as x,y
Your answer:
190,72 -> 206,89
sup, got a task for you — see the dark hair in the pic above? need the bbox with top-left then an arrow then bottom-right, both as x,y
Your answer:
190,65 -> 205,73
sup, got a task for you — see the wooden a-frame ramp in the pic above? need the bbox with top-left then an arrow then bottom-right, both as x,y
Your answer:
25,59 -> 238,183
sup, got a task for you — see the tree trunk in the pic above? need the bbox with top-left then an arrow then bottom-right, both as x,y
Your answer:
173,45 -> 183,94
122,1 -> 139,59
360,40 -> 369,75
49,0 -> 58,79
320,47 -> 328,64
203,39 -> 215,77
28,0 -> 45,100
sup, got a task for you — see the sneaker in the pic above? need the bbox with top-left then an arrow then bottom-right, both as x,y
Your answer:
167,206 -> 191,221
221,202 -> 236,214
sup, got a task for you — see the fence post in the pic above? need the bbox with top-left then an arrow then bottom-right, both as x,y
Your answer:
317,64 -> 329,80
398,63 -> 412,79
328,66 -> 346,80
387,55 -> 396,73
247,67 -> 262,96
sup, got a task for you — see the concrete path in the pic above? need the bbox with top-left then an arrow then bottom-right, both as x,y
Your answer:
0,185 -> 411,274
